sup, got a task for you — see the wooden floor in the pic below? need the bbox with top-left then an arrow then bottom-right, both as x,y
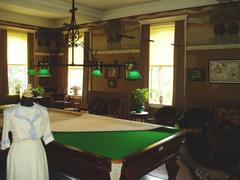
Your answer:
48,160 -> 230,180
140,162 -> 192,180
140,161 -> 229,180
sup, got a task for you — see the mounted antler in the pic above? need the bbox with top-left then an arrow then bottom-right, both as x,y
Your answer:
106,20 -> 135,48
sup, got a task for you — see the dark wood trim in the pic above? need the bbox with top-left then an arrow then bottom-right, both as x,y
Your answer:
0,20 -> 39,30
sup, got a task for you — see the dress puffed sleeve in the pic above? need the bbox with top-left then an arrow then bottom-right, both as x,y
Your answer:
42,109 -> 54,145
1,109 -> 11,150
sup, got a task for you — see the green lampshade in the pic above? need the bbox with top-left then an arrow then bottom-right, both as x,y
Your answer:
38,68 -> 51,77
27,68 -> 36,76
92,68 -> 102,77
127,70 -> 142,80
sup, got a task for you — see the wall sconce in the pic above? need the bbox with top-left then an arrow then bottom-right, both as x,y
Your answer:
27,67 -> 36,76
38,67 -> 51,77
127,69 -> 142,80
37,61 -> 51,77
92,62 -> 102,77
125,59 -> 142,80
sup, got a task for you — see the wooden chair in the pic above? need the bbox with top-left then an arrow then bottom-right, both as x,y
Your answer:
178,108 -> 213,162
153,106 -> 179,127
67,96 -> 81,112
88,97 -> 108,115
109,98 -> 121,118
213,107 -> 240,178
51,93 -> 67,109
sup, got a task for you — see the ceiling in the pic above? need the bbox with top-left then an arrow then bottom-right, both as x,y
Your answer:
0,0 -> 226,28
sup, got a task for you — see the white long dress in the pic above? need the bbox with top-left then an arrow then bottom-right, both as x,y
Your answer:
0,103 -> 54,180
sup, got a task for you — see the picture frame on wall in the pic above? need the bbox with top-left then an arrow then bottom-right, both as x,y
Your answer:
209,59 -> 240,83
188,69 -> 204,81
108,79 -> 117,88
105,66 -> 120,79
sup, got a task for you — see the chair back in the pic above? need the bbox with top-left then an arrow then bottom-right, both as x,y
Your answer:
154,106 -> 178,127
88,97 -> 108,115
109,98 -> 121,117
51,93 -> 66,109
179,108 -> 213,130
179,108 -> 213,161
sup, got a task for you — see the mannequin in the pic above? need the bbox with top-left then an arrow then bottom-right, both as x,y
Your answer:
20,84 -> 34,107
20,96 -> 34,107
1,83 -> 54,180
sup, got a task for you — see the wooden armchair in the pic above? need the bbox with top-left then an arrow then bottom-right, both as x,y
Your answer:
51,93 -> 67,109
153,106 -> 179,127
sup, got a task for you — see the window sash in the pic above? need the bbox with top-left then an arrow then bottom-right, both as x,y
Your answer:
7,31 -> 28,95
67,35 -> 84,96
149,23 -> 175,106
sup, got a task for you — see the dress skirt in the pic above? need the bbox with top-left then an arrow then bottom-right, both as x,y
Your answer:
7,139 -> 49,180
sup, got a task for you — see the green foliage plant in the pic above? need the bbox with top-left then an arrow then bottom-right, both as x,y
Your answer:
132,88 -> 149,112
32,86 -> 45,96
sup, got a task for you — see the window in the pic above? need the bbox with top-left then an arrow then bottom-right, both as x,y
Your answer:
68,35 -> 84,95
149,23 -> 175,105
7,31 -> 28,95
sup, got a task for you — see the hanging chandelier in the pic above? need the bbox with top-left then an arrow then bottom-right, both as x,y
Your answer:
29,0 -> 142,80
64,0 -> 82,65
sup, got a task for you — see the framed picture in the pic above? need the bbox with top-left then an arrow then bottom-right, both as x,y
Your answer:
125,62 -> 135,80
188,69 -> 204,81
108,79 -> 117,88
209,59 -> 240,83
105,66 -> 119,79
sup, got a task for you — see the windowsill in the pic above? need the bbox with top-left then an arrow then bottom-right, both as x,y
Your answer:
148,103 -> 163,108
149,103 -> 172,108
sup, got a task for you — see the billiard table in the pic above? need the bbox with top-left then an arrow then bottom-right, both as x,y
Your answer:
0,108 -> 186,180
46,109 -> 186,180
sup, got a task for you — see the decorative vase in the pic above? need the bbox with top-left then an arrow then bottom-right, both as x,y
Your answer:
135,105 -> 144,113
73,89 -> 79,96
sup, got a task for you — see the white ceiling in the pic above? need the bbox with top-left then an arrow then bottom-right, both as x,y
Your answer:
0,0 -> 223,28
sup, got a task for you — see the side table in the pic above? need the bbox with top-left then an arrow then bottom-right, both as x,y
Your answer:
129,111 -> 149,122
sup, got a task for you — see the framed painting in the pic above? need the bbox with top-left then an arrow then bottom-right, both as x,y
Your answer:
188,69 -> 204,81
209,60 -> 240,83
105,66 -> 120,79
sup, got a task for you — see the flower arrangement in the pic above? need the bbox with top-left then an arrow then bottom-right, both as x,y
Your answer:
132,88 -> 149,113
70,85 -> 81,95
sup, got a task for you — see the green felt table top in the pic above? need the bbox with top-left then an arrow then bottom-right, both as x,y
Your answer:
53,127 -> 180,160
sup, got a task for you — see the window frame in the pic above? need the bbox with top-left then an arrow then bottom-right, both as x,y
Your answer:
67,34 -> 84,96
7,31 -> 28,95
148,23 -> 175,106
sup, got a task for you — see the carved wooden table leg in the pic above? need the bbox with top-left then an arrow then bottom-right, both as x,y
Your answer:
166,155 -> 179,180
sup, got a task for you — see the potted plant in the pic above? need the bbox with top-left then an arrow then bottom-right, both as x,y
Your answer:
32,86 -> 45,97
132,88 -> 149,113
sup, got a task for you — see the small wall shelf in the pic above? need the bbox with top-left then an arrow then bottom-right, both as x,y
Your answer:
96,49 -> 140,54
186,43 -> 240,51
